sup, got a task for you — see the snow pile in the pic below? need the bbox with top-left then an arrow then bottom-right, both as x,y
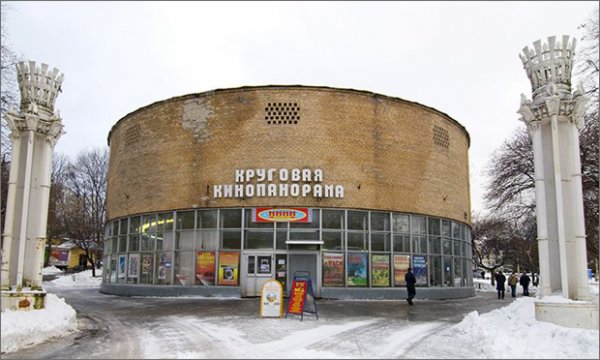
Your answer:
42,266 -> 64,275
49,269 -> 103,288
452,297 -> 599,359
0,293 -> 77,354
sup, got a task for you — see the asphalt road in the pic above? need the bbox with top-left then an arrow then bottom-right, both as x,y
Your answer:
4,286 -> 513,359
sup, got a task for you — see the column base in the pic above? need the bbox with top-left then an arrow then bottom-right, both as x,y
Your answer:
1,288 -> 47,312
535,299 -> 599,330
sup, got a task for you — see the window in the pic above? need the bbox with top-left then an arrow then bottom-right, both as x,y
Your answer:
370,212 -> 390,231
411,216 -> 427,235
370,233 -> 391,252
393,214 -> 410,233
322,209 -> 344,229
393,234 -> 410,253
347,211 -> 368,231
244,231 -> 274,249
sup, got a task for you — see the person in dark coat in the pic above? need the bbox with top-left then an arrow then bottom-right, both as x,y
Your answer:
495,271 -> 506,299
405,267 -> 417,305
520,272 -> 531,296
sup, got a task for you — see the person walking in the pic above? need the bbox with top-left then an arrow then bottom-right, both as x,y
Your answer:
532,273 -> 539,287
405,267 -> 416,305
495,270 -> 506,299
520,271 -> 531,296
507,271 -> 519,297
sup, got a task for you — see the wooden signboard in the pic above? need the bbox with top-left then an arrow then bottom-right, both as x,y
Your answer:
259,279 -> 283,318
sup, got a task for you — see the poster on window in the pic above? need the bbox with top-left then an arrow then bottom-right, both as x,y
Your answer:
158,253 -> 171,280
322,252 -> 344,287
118,255 -> 126,278
196,251 -> 216,286
371,254 -> 390,287
128,253 -> 139,278
347,252 -> 367,287
394,254 -> 410,286
141,254 -> 153,275
218,252 -> 240,286
412,255 -> 428,285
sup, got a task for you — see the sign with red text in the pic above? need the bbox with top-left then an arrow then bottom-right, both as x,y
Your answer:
286,279 -> 307,315
253,208 -> 311,223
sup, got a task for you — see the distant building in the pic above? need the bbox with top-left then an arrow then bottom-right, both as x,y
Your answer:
101,85 -> 474,299
48,240 -> 100,271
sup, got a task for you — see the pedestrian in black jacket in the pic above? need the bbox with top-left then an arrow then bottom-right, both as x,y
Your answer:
405,267 -> 416,305
495,271 -> 506,299
520,272 -> 531,296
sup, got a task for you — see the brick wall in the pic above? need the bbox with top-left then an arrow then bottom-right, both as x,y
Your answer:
106,86 -> 471,224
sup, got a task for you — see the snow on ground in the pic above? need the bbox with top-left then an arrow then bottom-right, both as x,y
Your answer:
0,293 -> 77,354
48,269 -> 103,288
1,267 -> 598,358
42,266 -> 64,275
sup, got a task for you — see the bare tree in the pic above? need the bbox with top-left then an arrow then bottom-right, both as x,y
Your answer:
471,215 -> 509,286
62,148 -> 109,277
1,3 -> 20,234
483,128 -> 535,220
47,152 -> 71,241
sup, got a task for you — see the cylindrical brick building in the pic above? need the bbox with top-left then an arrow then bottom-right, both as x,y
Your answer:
101,85 -> 474,299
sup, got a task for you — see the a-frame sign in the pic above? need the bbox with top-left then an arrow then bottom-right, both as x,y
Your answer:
285,271 -> 319,321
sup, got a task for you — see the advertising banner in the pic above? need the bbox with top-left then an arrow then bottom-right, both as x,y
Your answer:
322,252 -> 345,287
393,254 -> 410,286
196,251 -> 216,286
347,252 -> 367,287
412,255 -> 428,285
218,252 -> 240,286
48,249 -> 69,267
286,279 -> 307,315
260,280 -> 283,318
141,254 -> 153,275
371,254 -> 390,287
118,255 -> 126,278
128,253 -> 139,278
252,208 -> 311,223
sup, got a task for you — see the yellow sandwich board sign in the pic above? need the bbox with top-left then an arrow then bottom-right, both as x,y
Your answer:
260,279 -> 283,318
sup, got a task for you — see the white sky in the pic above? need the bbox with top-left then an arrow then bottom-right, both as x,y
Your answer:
1,267 -> 598,358
2,1 -> 597,214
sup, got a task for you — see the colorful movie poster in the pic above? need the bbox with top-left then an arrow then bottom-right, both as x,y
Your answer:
394,254 -> 411,286
346,252 -> 367,287
118,255 -> 126,278
371,254 -> 390,287
218,252 -> 240,286
141,254 -> 153,275
412,255 -> 428,285
158,253 -> 171,280
128,253 -> 139,278
322,252 -> 344,287
196,251 -> 216,286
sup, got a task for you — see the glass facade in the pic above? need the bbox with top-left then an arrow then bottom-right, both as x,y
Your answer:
103,208 -> 473,289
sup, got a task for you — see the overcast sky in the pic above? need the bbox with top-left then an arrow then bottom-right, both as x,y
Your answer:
3,1 -> 597,215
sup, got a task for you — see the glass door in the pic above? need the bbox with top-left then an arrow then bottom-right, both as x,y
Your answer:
242,254 -> 274,296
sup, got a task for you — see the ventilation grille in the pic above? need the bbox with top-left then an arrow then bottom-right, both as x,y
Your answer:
124,124 -> 141,148
264,102 -> 300,125
433,125 -> 449,149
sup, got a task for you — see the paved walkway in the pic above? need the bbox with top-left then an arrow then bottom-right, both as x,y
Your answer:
4,286 -> 516,359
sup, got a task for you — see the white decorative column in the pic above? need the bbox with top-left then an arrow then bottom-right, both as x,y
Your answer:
518,35 -> 597,330
1,61 -> 65,311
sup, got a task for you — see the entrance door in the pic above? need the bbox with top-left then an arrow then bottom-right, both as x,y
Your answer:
242,254 -> 274,297
288,253 -> 319,297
